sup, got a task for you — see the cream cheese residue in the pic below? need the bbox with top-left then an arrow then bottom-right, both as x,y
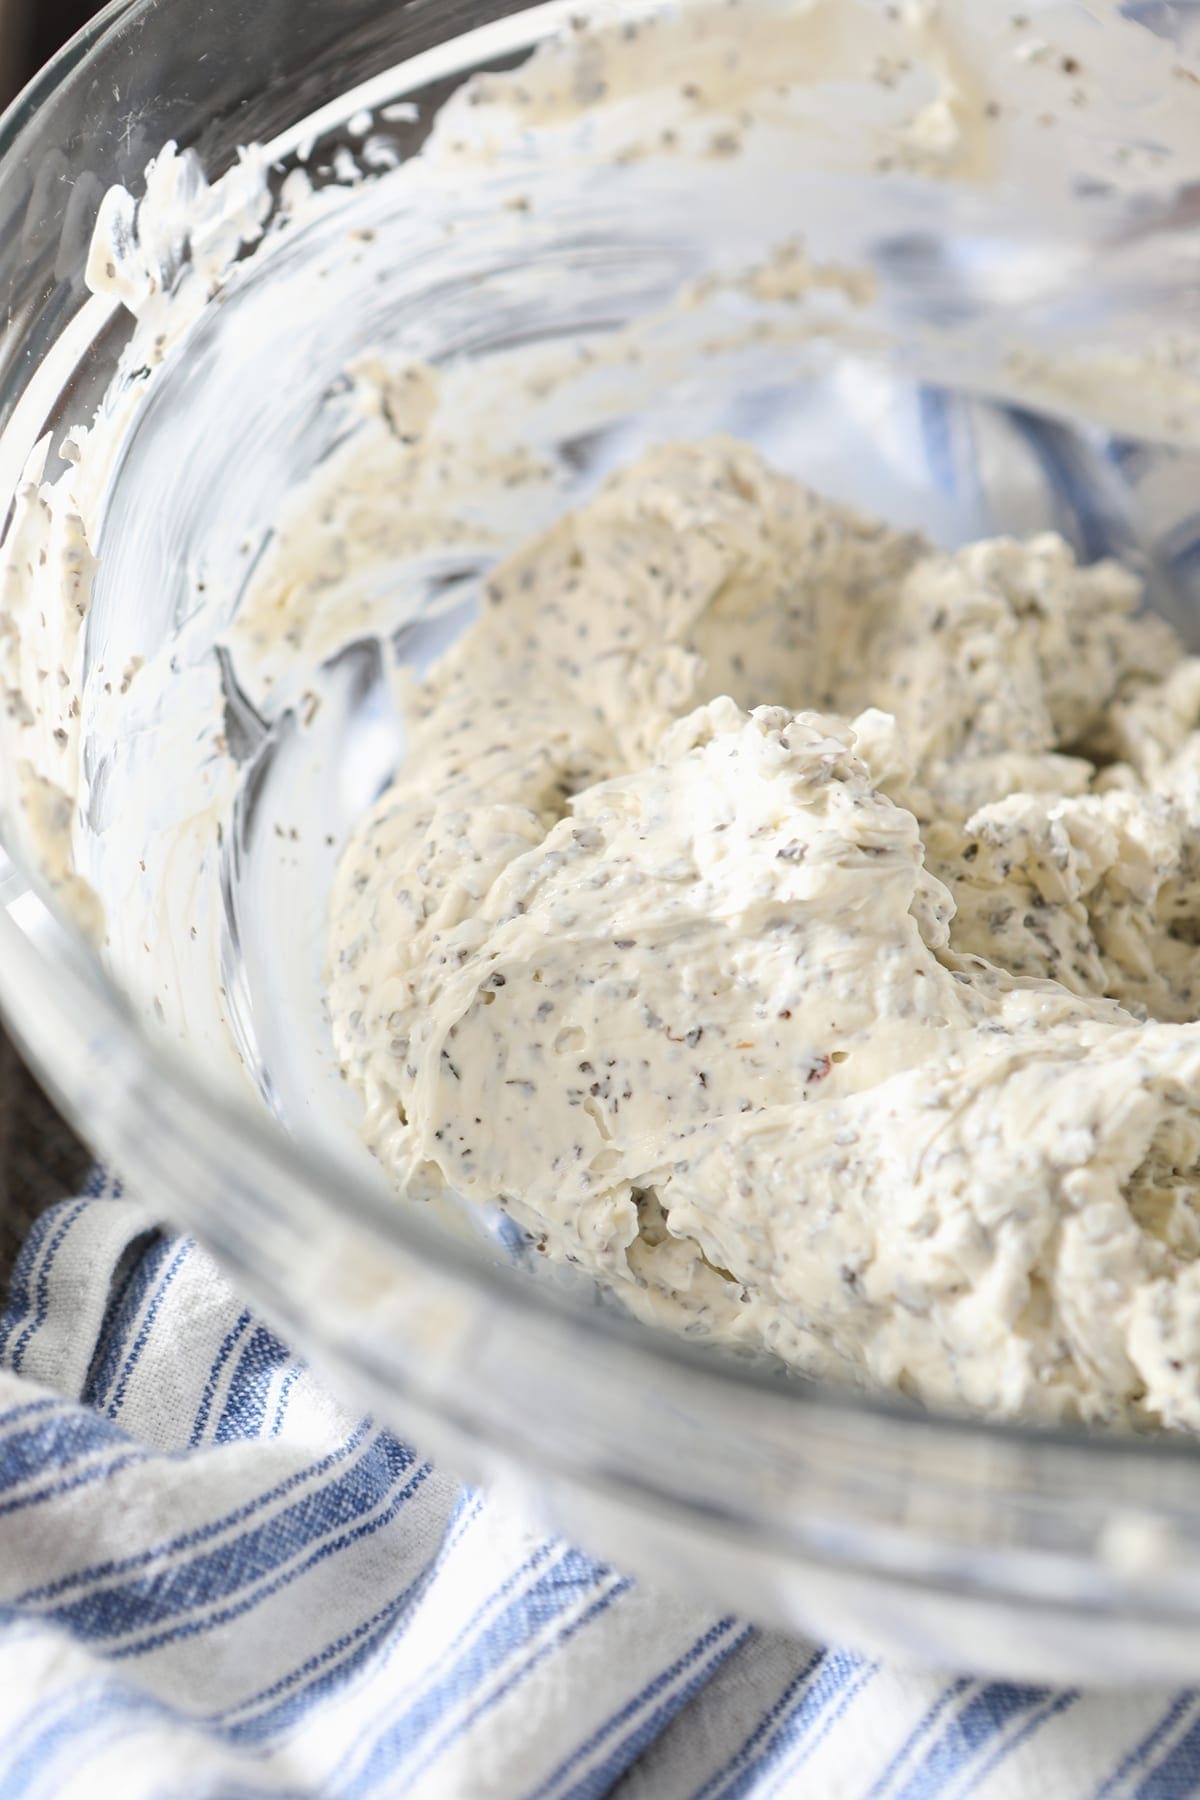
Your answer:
328,437 -> 1200,1429
7,0 -> 1200,942
4,0 -> 1200,1430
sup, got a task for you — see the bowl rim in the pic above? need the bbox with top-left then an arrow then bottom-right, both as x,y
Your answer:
0,0 -> 136,163
2,0 -> 1198,1486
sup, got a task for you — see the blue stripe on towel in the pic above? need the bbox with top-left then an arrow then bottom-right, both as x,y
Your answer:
543,1618 -> 751,1800
0,1185 -> 1195,1799
4,1202 -> 90,1375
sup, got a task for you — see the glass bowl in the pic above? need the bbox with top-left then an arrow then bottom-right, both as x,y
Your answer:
5,0 -> 1200,1683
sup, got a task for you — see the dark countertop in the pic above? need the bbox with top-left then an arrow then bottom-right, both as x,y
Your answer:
1,2 -> 93,109
0,1031 -> 90,1276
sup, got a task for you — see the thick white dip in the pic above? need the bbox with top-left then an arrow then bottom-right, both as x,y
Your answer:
329,437 -> 1200,1429
6,0 -> 1200,1435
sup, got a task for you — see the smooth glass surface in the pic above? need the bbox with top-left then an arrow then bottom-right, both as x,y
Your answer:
5,0 -> 1200,1681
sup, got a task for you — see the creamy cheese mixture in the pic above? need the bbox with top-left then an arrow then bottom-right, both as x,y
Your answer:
328,436 -> 1200,1430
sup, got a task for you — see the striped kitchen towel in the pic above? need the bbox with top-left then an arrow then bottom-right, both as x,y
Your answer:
0,1179 -> 1196,1798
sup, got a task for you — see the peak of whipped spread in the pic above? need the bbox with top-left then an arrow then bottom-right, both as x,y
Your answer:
327,436 -> 1200,1430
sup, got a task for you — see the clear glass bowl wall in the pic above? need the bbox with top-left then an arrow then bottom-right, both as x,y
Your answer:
5,0 -> 1200,1682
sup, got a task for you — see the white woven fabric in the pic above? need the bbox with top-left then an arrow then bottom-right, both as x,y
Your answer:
0,1177 -> 1195,1799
